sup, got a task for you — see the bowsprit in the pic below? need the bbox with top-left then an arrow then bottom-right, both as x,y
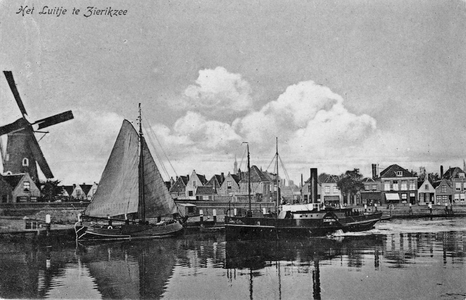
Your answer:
83,6 -> 128,18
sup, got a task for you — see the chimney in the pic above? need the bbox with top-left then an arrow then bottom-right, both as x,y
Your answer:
310,168 -> 318,204
221,172 -> 224,181
440,165 -> 444,177
371,164 -> 378,179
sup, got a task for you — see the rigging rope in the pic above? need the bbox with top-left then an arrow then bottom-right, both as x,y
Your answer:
143,119 -> 178,179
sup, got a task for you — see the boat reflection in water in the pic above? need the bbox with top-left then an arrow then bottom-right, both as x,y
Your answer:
225,234 -> 384,300
76,239 -> 178,299
0,219 -> 465,299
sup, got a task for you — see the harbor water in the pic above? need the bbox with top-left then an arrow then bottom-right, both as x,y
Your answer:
0,218 -> 465,300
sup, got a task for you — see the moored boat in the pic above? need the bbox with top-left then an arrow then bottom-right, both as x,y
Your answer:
225,204 -> 382,241
224,139 -> 382,241
75,104 -> 184,242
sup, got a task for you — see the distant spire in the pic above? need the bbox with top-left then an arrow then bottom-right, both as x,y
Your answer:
234,155 -> 238,174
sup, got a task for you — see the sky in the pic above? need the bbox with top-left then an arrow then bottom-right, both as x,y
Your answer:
1,0 -> 466,185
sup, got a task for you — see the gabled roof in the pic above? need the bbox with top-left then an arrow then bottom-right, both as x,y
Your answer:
362,177 -> 376,183
239,165 -> 271,183
379,164 -> 415,178
2,174 -> 24,189
231,174 -> 241,184
61,185 -> 74,195
80,184 -> 93,195
432,180 -> 442,188
434,178 -> 452,189
195,186 -> 216,195
320,174 -> 339,184
195,173 -> 208,185
207,174 -> 225,187
169,175 -> 189,193
442,167 -> 465,179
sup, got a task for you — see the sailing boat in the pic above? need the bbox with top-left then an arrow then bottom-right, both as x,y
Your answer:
75,104 -> 184,241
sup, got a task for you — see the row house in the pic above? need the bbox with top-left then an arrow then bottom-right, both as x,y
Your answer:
207,173 -> 225,191
360,177 -> 382,205
59,182 -> 98,201
417,176 -> 438,204
320,174 -> 342,205
185,170 -> 208,199
441,167 -> 466,203
379,164 -> 417,204
238,165 -> 272,202
169,175 -> 189,199
218,172 -> 241,196
0,173 -> 41,203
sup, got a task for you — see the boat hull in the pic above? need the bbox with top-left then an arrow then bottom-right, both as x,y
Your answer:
224,211 -> 383,241
75,221 -> 184,242
224,216 -> 342,241
340,212 -> 383,232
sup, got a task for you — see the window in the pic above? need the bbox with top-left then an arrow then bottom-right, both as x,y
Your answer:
401,181 -> 407,190
227,181 -> 232,190
456,182 -> 461,191
193,181 -> 196,187
401,194 -> 407,199
396,171 -> 403,176
393,181 -> 399,191
461,193 -> 465,202
441,185 -> 447,193
1,195 -> 6,203
325,186 -> 330,194
23,181 -> 30,191
384,182 -> 390,191
22,158 -> 29,167
372,184 -> 377,190
425,184 -> 428,190
333,186 -> 338,193
409,180 -> 416,190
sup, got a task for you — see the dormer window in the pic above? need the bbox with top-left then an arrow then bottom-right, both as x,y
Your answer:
396,171 -> 402,177
459,173 -> 465,179
22,158 -> 29,167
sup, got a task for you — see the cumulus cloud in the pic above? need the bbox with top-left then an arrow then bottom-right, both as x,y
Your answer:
181,67 -> 253,116
151,111 -> 242,154
233,80 -> 377,153
151,76 -> 384,180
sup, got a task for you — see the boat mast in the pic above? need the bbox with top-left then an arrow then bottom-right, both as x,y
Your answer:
243,142 -> 251,213
138,103 -> 145,223
275,137 -> 279,213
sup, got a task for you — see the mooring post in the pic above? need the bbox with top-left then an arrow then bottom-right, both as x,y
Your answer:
213,209 -> 217,222
199,209 -> 204,224
45,214 -> 51,236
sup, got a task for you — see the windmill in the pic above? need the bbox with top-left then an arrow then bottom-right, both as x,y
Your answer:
0,71 -> 74,183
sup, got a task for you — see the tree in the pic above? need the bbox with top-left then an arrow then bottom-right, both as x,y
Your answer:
40,179 -> 62,202
337,169 -> 365,204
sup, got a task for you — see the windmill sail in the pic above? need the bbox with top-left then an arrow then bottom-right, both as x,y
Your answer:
26,127 -> 54,178
84,119 -> 178,219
